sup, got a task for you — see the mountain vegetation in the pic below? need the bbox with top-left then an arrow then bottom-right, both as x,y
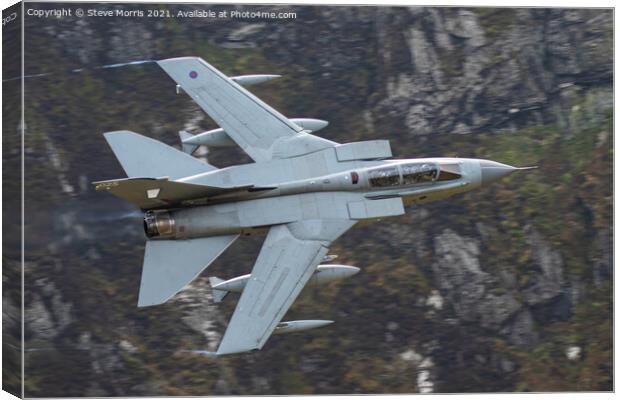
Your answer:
3,4 -> 612,395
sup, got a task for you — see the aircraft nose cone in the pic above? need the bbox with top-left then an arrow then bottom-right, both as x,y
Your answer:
479,160 -> 517,186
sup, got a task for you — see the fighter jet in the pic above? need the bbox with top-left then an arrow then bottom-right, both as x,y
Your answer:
94,56 -> 534,355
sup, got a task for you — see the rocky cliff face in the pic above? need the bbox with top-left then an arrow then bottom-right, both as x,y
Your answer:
246,8 -> 612,137
8,4 -> 612,396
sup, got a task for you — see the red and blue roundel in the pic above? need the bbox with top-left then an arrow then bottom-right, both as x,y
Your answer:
189,71 -> 198,79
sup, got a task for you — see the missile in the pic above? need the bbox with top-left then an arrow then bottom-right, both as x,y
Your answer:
290,118 -> 329,132
209,264 -> 359,303
209,274 -> 248,302
179,118 -> 330,154
308,265 -> 360,286
230,74 -> 281,86
179,129 -> 236,154
274,320 -> 333,334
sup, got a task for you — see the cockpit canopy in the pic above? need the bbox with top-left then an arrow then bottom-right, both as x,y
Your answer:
402,163 -> 437,185
368,166 -> 401,187
368,162 -> 462,188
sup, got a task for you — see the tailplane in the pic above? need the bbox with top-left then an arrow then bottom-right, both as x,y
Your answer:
93,177 -> 253,210
103,130 -> 215,179
138,235 -> 239,307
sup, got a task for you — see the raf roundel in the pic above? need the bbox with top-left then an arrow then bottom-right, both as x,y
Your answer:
189,70 -> 198,79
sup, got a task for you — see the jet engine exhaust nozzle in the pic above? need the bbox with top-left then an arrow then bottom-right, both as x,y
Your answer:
143,210 -> 176,238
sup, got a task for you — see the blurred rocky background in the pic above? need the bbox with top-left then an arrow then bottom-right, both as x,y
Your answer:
3,3 -> 612,396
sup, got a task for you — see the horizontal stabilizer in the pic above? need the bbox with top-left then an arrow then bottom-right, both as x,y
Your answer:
103,130 -> 215,179
138,235 -> 238,307
93,177 -> 255,210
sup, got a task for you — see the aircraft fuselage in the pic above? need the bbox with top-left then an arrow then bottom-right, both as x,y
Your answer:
144,151 -> 513,240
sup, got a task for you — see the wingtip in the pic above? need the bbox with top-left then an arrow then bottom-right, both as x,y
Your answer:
216,345 -> 256,356
182,349 -> 219,358
137,292 -> 169,308
157,56 -> 204,69
103,130 -> 140,140
216,337 -> 260,355
157,56 -> 201,63
103,131 -> 120,139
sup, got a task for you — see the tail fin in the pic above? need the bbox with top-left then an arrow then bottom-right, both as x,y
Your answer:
209,277 -> 229,303
104,130 -> 215,179
138,235 -> 238,307
179,130 -> 200,155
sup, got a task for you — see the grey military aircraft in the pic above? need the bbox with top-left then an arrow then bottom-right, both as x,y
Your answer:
95,56 -> 534,355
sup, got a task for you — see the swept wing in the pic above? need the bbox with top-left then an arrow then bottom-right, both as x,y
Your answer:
217,219 -> 355,355
157,57 -> 337,162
